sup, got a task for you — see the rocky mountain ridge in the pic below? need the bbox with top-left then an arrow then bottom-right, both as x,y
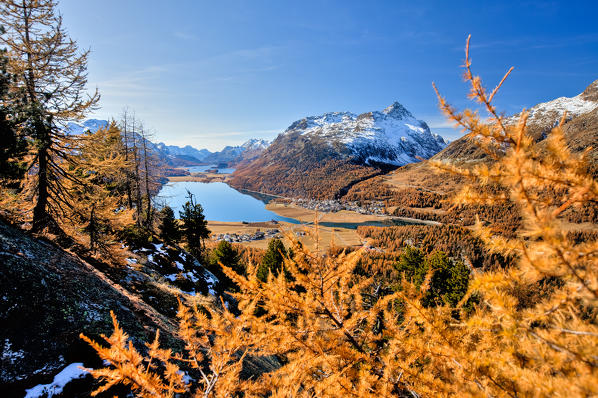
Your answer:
434,79 -> 598,162
230,102 -> 447,199
202,138 -> 270,165
280,102 -> 446,165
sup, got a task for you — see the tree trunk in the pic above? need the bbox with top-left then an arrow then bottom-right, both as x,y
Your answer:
131,119 -> 142,226
122,112 -> 133,209
32,141 -> 49,232
141,130 -> 152,228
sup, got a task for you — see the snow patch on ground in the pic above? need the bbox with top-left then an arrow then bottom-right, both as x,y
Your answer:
2,339 -> 25,364
24,363 -> 88,398
186,272 -> 199,283
202,270 -> 218,296
153,243 -> 167,254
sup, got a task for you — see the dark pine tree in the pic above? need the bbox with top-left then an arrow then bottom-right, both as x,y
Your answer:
0,26 -> 27,187
209,240 -> 243,292
157,205 -> 180,243
257,238 -> 287,282
179,191 -> 210,259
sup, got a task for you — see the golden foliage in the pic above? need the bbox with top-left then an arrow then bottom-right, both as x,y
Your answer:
65,122 -> 135,252
81,311 -> 187,397
85,37 -> 597,397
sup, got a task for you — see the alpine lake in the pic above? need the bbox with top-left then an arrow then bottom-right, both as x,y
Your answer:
155,165 -> 417,249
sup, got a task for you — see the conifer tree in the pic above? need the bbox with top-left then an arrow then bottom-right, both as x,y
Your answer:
69,122 -> 133,252
391,246 -> 470,307
420,251 -> 469,307
119,110 -> 160,229
257,238 -> 287,282
0,0 -> 99,232
139,124 -> 159,228
129,115 -> 143,225
394,245 -> 426,284
0,26 -> 27,187
211,240 -> 242,275
119,108 -> 134,210
157,205 -> 180,243
179,191 -> 210,259
209,240 -> 243,292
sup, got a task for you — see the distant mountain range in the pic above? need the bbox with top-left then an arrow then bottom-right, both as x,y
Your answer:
202,138 -> 270,165
229,102 -> 447,198
65,120 -> 271,167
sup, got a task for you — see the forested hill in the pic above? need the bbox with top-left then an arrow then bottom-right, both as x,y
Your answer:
334,80 -> 598,237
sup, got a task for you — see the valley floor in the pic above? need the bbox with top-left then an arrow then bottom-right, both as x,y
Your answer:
266,202 -> 441,226
265,202 -> 388,224
207,220 -> 363,251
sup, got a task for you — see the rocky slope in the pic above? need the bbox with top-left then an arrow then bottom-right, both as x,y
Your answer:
230,102 -> 446,199
0,219 -> 279,396
0,220 -> 177,395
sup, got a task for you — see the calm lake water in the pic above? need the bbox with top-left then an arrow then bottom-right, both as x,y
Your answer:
155,181 -> 297,223
156,181 -> 417,229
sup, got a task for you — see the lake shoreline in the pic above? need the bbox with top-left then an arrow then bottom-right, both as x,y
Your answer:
161,174 -> 440,227
157,173 -> 439,253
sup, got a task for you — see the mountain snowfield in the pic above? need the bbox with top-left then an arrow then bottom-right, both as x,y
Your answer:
65,119 -> 108,135
282,102 -> 446,166
241,138 -> 270,150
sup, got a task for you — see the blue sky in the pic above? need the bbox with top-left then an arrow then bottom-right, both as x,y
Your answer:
59,0 -> 598,151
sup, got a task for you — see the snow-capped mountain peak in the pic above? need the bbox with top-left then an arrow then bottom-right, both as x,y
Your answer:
65,119 -> 109,135
241,138 -> 270,150
381,101 -> 414,119
64,118 -> 270,166
280,102 -> 446,166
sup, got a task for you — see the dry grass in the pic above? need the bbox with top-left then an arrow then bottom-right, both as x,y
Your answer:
207,220 -> 363,251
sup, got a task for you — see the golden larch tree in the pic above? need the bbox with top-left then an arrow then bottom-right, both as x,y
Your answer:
0,0 -> 99,232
